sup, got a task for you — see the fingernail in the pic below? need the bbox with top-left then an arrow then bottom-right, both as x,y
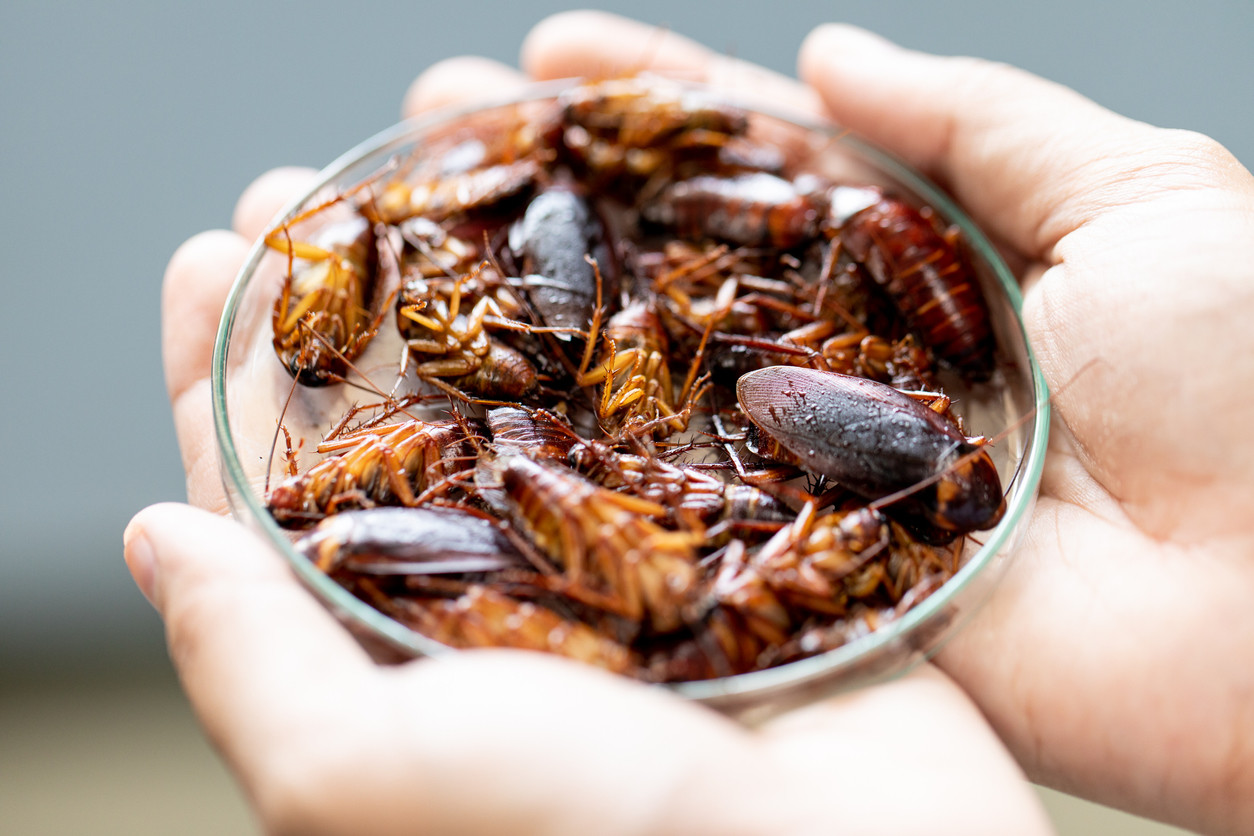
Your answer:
123,521 -> 159,609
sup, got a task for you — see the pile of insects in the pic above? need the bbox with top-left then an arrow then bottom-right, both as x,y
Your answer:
259,76 -> 1009,683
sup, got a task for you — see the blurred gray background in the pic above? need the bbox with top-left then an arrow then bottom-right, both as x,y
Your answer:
4,1 -> 1248,833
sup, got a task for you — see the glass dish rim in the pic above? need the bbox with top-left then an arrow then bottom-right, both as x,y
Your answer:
211,76 -> 1051,703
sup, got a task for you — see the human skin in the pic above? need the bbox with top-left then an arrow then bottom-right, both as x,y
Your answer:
127,10 -> 1254,836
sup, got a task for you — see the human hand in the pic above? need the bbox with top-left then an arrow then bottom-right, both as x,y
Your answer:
511,10 -> 1254,835
123,23 -> 1053,836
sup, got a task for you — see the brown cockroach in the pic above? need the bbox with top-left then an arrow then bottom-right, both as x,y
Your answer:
577,300 -> 681,435
395,217 -> 482,280
496,454 -> 703,634
742,502 -> 893,612
266,418 -> 472,528
269,212 -> 384,386
736,366 -> 1005,541
557,75 -> 748,187
485,406 -> 580,461
828,185 -> 995,381
642,172 -> 821,249
366,157 -> 543,226
766,319 -> 937,391
375,584 -> 638,674
397,267 -> 540,399
567,442 -> 792,539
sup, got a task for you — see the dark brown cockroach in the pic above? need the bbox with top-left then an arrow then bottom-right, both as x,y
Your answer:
270,213 -> 383,386
507,188 -> 609,335
828,185 -> 995,381
376,585 -> 638,674
496,454 -> 702,634
486,406 -> 580,461
641,172 -> 821,249
266,418 -> 471,528
736,366 -> 1005,541
296,506 -> 523,576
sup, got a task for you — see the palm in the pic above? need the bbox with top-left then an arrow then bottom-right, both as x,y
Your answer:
942,184 -> 1254,825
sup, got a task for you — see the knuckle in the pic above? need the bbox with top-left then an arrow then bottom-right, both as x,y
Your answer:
1153,128 -> 1244,179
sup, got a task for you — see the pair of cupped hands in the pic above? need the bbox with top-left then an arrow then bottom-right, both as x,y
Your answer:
124,11 -> 1254,836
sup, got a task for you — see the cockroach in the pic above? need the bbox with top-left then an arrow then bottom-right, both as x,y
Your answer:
269,213 -> 383,386
768,319 -> 937,390
570,444 -> 791,538
828,185 -> 995,381
641,172 -> 821,249
507,188 -> 609,335
377,585 -> 638,674
397,268 -> 539,399
486,406 -> 579,460
496,454 -> 702,634
577,300 -> 683,435
396,217 -> 481,280
296,506 -> 523,576
736,366 -> 1005,541
744,502 -> 893,612
365,158 -> 542,226
266,418 -> 471,528
557,75 -> 748,186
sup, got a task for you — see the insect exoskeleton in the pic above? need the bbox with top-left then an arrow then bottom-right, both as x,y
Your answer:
827,185 -> 995,381
295,506 -> 522,576
508,187 -> 612,337
397,267 -> 539,399
269,213 -> 383,386
266,418 -> 472,528
557,75 -> 749,187
642,172 -> 822,249
736,366 -> 1005,540
495,453 -> 704,635
379,585 -> 638,674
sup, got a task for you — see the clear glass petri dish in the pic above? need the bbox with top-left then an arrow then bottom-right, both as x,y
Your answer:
212,77 -> 1049,723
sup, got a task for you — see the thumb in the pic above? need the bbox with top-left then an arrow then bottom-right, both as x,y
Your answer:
123,503 -> 374,784
798,24 -> 1244,259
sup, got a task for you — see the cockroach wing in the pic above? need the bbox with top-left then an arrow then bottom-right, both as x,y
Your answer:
736,367 -> 1004,538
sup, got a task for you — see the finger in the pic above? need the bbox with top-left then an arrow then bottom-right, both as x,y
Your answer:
402,55 -> 530,119
163,230 -> 249,408
521,10 -> 822,115
761,666 -> 1053,836
257,650 -> 1048,836
798,24 -> 1247,259
161,231 -> 248,509
232,165 -> 319,242
163,167 -> 319,508
124,503 -> 374,789
163,166 -> 316,406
